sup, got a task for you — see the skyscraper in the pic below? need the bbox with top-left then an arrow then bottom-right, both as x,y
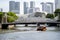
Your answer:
15,2 -> 20,14
24,2 -> 28,14
46,2 -> 53,13
41,2 -> 45,12
28,1 -> 35,14
41,2 -> 53,13
30,1 -> 35,8
0,8 -> 3,12
9,1 -> 20,14
55,0 -> 60,9
45,4 -> 51,13
29,8 -> 34,13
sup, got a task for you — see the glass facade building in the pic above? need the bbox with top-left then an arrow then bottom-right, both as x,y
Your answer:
9,1 -> 20,14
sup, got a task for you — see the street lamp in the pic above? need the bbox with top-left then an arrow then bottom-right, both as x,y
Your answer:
2,12 -> 7,23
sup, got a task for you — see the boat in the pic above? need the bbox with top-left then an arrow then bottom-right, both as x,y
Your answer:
37,25 -> 47,31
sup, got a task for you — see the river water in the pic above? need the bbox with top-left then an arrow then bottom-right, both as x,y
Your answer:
0,27 -> 60,40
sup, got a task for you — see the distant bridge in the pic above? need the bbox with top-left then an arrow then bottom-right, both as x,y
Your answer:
1,21 -> 60,29
1,13 -> 60,29
1,21 -> 60,25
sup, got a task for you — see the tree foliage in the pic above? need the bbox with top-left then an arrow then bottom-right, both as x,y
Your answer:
0,12 -> 3,18
7,12 -> 18,22
46,9 -> 60,19
0,12 -> 4,23
54,9 -> 60,17
46,14 -> 54,19
0,12 -> 18,23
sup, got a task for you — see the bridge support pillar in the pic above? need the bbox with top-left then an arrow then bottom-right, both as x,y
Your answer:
37,23 -> 40,27
57,24 -> 60,27
14,24 -> 16,27
25,24 -> 28,27
1,24 -> 8,29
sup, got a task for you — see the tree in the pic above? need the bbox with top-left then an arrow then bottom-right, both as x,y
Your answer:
46,14 -> 54,19
0,12 -> 4,23
0,12 -> 18,23
7,12 -> 18,22
54,9 -> 60,17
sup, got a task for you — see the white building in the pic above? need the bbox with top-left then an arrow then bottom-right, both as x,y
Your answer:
41,2 -> 54,13
24,2 -> 28,14
55,0 -> 60,10
9,1 -> 20,14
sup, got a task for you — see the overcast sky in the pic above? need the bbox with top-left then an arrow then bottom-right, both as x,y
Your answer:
0,0 -> 54,14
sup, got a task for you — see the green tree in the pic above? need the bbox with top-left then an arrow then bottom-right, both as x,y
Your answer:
54,9 -> 60,17
7,12 -> 18,22
46,14 -> 54,19
0,12 -> 4,23
0,12 -> 18,23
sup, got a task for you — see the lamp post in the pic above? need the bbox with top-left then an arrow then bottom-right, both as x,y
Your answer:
5,12 -> 7,23
2,12 -> 7,23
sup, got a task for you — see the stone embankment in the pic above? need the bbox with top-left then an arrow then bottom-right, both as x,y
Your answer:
0,24 -> 15,29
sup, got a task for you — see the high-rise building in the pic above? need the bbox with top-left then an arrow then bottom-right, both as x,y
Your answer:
41,2 -> 46,12
24,2 -> 28,14
15,2 -> 20,14
41,2 -> 53,13
55,0 -> 60,9
24,1 -> 35,14
28,1 -> 35,14
30,1 -> 35,8
45,4 -> 51,13
46,2 -> 53,13
9,1 -> 20,14
28,8 -> 34,13
0,8 -> 3,12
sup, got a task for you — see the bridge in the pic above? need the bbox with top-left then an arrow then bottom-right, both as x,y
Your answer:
1,21 -> 60,25
1,21 -> 60,29
1,12 -> 60,29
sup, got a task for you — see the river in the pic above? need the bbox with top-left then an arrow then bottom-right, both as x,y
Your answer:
0,27 -> 60,40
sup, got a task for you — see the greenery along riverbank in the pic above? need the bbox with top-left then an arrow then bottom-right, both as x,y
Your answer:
0,12 -> 18,23
0,9 -> 60,23
46,9 -> 60,19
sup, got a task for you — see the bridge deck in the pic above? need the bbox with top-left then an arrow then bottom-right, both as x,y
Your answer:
1,22 -> 60,25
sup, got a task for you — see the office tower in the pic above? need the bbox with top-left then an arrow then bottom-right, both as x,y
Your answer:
28,1 -> 35,14
55,0 -> 60,9
30,1 -> 35,8
29,8 -> 34,13
0,8 -> 3,12
41,2 -> 53,13
35,7 -> 40,12
15,2 -> 20,14
41,2 -> 46,12
9,1 -> 20,14
45,4 -> 51,13
46,2 -> 53,13
24,2 -> 28,14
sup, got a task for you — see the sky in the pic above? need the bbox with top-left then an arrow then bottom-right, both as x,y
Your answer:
0,0 -> 54,14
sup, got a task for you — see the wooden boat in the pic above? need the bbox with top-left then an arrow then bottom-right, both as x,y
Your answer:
37,25 -> 47,31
